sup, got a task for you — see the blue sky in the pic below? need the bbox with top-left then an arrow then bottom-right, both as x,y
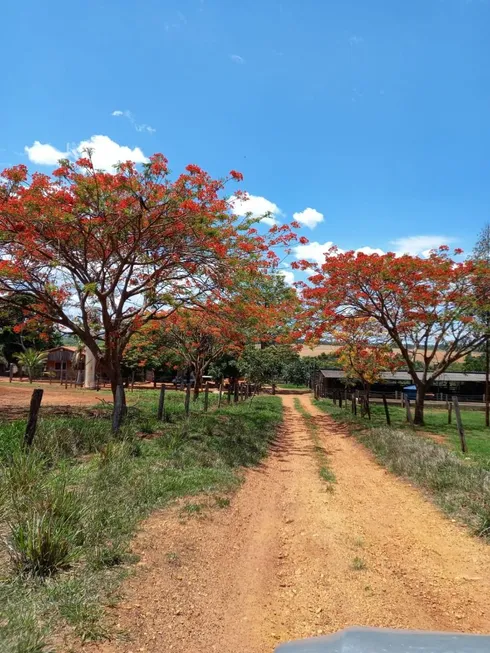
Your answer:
2,0 -> 490,281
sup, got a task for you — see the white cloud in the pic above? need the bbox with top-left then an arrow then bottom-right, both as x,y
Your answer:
112,109 -> 156,134
230,54 -> 245,64
293,207 -> 324,229
294,242 -> 386,266
294,241 -> 337,266
230,194 -> 282,225
73,135 -> 148,171
24,141 -> 69,165
278,269 -> 295,286
25,135 -> 148,172
390,235 -> 455,257
355,246 -> 385,256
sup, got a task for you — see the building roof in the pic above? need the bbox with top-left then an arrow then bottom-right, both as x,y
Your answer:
47,346 -> 78,352
319,369 -> 486,383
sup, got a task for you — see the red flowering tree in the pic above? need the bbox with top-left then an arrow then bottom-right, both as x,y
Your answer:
122,321 -> 181,385
297,247 -> 490,425
0,155 -> 295,430
143,273 -> 300,398
335,318 -> 402,394
163,305 -> 246,398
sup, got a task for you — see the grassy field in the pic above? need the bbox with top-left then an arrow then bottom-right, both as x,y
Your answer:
0,390 -> 283,653
315,399 -> 490,468
315,397 -> 490,540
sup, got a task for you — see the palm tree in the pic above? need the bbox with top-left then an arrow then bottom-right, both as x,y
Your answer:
15,349 -> 48,383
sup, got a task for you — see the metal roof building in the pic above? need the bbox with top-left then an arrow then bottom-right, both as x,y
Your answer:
319,370 -> 485,383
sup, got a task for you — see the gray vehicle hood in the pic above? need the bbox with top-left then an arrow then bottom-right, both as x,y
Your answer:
275,627 -> 490,652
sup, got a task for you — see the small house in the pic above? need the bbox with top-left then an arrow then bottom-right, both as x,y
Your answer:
46,346 -> 84,380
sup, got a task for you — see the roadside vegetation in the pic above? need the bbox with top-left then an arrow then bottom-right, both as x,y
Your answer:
294,398 -> 336,489
316,399 -> 489,466
316,398 -> 490,539
0,391 -> 282,653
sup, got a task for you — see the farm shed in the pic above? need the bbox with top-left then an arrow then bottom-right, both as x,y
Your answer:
313,369 -> 487,403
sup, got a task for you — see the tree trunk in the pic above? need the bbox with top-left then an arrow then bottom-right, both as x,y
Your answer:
109,363 -> 127,433
414,384 -> 427,426
193,375 -> 201,400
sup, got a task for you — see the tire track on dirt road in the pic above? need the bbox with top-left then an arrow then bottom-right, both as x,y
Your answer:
82,395 -> 490,653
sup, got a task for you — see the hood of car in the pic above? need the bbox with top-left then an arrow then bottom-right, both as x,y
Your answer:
275,627 -> 490,652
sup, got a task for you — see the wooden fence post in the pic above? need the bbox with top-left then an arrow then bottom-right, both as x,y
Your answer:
365,392 -> 371,420
338,391 -> 343,409
157,384 -> 166,421
24,388 -> 44,447
448,403 -> 452,425
185,383 -> 191,417
218,382 -> 223,409
453,397 -> 468,453
204,382 -> 210,412
382,394 -> 391,426
227,382 -> 232,404
234,380 -> 239,403
406,397 -> 414,426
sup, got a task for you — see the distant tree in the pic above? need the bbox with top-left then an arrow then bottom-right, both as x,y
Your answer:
473,223 -> 490,426
462,353 -> 486,373
240,344 -> 298,390
122,322 -> 182,385
162,305 -> 246,399
297,247 -> 490,425
334,318 -> 402,395
0,302 -> 62,363
473,223 -> 490,263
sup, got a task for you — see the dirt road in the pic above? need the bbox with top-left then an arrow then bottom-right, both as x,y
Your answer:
85,395 -> 490,653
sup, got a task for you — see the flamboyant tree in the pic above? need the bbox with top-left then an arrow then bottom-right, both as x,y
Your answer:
122,321 -> 181,385
163,304 -> 246,398
297,247 -> 490,425
0,154 -> 296,430
0,302 -> 61,363
142,271 -> 300,398
334,318 -> 402,393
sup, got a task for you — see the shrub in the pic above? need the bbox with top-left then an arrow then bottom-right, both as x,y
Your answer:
3,458 -> 84,578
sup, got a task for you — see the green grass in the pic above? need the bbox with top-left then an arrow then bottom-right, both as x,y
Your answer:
352,556 -> 367,571
277,383 -> 310,390
0,391 -> 282,652
315,398 -> 490,468
294,398 -> 336,490
316,397 -> 490,541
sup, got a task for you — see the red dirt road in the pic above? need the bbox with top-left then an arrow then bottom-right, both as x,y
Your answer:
83,395 -> 490,653
0,379 -> 113,409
